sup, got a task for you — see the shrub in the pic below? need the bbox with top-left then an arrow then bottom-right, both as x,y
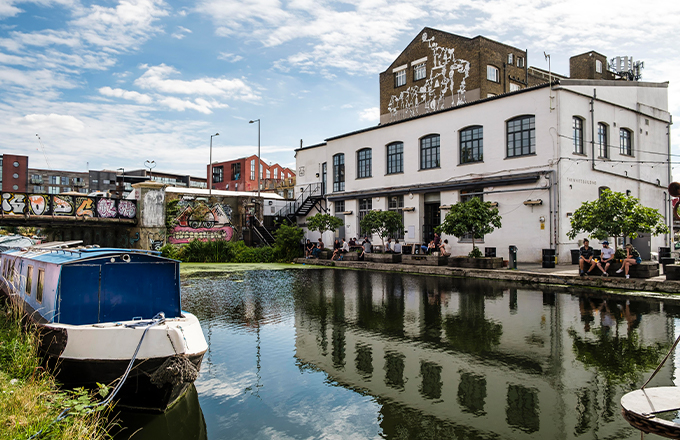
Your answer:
162,239 -> 277,263
468,246 -> 483,258
273,224 -> 304,262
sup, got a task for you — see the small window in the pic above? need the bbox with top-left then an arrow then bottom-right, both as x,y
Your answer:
598,123 -> 608,158
386,142 -> 404,174
508,53 -> 513,64
335,200 -> 345,213
420,135 -> 440,170
12,185 -> 18,190
13,161 -> 19,167
213,166 -> 224,183
509,83 -> 520,92
266,169 -> 271,179
274,168 -> 278,179
487,65 -> 499,82
12,173 -> 18,179
507,115 -> 536,157
620,128 -> 633,156
259,164 -> 263,180
395,69 -> 406,87
26,266 -> 33,296
596,60 -> 602,73
37,268 -> 44,303
573,117 -> 584,154
517,57 -> 525,68
460,126 -> 483,164
357,148 -> 372,179
414,63 -> 426,81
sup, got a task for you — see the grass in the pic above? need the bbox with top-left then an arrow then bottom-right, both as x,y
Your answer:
0,301 -> 110,440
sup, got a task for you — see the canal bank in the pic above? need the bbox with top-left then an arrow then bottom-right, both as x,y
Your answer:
294,258 -> 680,297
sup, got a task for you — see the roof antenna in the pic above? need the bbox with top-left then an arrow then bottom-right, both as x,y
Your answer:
35,134 -> 52,170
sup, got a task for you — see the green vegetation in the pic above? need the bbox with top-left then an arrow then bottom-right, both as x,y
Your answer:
567,189 -> 669,251
439,197 -> 502,256
161,224 -> 305,263
359,211 -> 404,248
306,214 -> 344,244
0,302 -> 109,439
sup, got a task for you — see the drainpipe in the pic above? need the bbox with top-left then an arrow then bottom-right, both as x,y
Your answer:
664,192 -> 668,246
525,49 -> 529,86
590,89 -> 596,169
668,119 -> 673,246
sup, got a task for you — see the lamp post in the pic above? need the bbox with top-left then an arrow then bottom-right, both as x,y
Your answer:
117,167 -> 125,198
209,133 -> 220,195
249,119 -> 260,198
144,160 -> 156,179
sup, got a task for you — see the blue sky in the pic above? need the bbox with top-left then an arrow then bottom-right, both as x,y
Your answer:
1,0 -> 678,178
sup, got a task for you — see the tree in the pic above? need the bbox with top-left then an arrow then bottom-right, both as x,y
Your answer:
306,213 -> 344,245
439,197 -> 502,256
359,210 -> 404,247
273,223 -> 305,262
567,189 -> 669,250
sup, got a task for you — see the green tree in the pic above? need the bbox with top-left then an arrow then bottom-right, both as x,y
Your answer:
273,223 -> 305,262
306,213 -> 344,245
567,189 -> 669,250
359,210 -> 404,248
439,197 -> 502,255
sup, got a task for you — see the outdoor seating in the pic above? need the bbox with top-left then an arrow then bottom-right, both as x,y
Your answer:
401,254 -> 448,266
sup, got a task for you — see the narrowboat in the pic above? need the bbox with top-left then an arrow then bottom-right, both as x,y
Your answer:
0,241 -> 208,412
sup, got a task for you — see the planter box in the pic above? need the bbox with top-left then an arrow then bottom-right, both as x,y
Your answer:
665,264 -> 680,280
367,253 -> 402,263
340,252 -> 360,261
401,254 -> 448,266
448,256 -> 503,269
600,261 -> 659,278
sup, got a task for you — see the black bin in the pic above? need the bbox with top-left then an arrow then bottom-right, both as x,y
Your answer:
542,249 -> 556,268
485,247 -> 496,258
659,247 -> 672,259
402,245 -> 412,255
571,249 -> 580,264
661,257 -> 676,269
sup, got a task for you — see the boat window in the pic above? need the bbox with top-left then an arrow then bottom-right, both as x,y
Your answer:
26,266 -> 33,296
37,269 -> 44,303
9,260 -> 14,283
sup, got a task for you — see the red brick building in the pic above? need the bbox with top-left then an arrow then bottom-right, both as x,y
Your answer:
208,155 -> 295,196
1,154 -> 29,192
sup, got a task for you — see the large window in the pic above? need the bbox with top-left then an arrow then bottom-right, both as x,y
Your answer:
388,195 -> 404,239
507,115 -> 535,157
387,142 -> 403,174
573,117 -> 584,154
231,163 -> 240,181
395,69 -> 406,87
259,164 -> 263,180
598,123 -> 608,158
487,65 -> 499,82
213,166 -> 224,183
357,148 -> 372,179
460,126 -> 483,164
420,135 -> 440,170
26,266 -> 33,296
37,268 -> 44,303
414,63 -> 426,81
333,154 -> 345,192
620,128 -> 633,156
358,198 -> 372,235
250,160 -> 255,180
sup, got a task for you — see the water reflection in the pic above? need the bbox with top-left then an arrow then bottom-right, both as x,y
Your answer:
168,268 -> 677,439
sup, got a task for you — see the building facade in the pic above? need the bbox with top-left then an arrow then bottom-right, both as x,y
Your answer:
1,154 -> 29,192
28,168 -> 89,194
209,155 -> 295,197
295,28 -> 672,263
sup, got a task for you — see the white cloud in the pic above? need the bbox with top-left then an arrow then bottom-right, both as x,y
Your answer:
218,52 -> 243,63
0,0 -> 21,19
171,25 -> 192,39
158,96 -> 228,114
99,86 -> 153,104
0,66 -> 76,90
13,113 -> 85,132
359,107 -> 378,122
340,103 -> 353,109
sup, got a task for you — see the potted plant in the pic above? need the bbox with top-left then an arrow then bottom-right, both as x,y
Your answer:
307,213 -> 344,259
360,210 -> 404,263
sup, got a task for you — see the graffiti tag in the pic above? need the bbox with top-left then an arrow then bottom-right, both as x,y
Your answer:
97,198 -> 117,218
118,200 -> 136,219
2,193 -> 27,215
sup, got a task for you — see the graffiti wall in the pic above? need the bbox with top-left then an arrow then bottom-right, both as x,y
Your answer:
1,192 -> 137,220
167,196 -> 235,244
388,32 -> 470,122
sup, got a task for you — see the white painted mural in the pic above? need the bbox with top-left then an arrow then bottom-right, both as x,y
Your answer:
388,33 -> 470,122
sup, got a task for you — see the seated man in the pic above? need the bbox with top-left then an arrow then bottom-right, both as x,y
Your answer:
305,239 -> 314,259
331,238 -> 342,260
312,238 -> 323,258
617,243 -> 641,279
393,239 -> 402,254
385,238 -> 393,253
579,238 -> 596,276
359,237 -> 372,260
439,239 -> 452,257
595,240 -> 615,276
340,238 -> 349,259
427,240 -> 436,255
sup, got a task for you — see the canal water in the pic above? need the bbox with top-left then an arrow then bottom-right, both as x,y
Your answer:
115,268 -> 680,439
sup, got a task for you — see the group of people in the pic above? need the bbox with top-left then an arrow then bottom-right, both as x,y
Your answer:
419,233 -> 451,256
304,238 -> 325,259
307,233 -> 453,260
579,238 -> 641,279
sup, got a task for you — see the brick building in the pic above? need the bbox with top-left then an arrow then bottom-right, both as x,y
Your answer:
209,155 -> 295,197
1,154 -> 29,192
29,168 -> 88,194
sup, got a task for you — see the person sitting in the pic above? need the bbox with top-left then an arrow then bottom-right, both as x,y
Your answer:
579,238 -> 596,276
331,238 -> 342,260
393,238 -> 402,254
349,237 -> 357,247
617,243 -> 641,279
439,239 -> 452,257
595,240 -> 615,276
427,240 -> 436,255
385,238 -> 393,253
305,239 -> 314,259
340,238 -> 349,259
359,237 -> 372,260
312,238 -> 323,258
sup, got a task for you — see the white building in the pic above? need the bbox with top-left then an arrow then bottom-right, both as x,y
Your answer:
294,38 -> 671,263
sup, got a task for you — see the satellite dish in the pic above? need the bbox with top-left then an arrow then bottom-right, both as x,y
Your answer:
669,182 -> 680,197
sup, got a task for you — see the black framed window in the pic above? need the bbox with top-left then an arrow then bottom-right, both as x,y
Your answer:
230,163 -> 240,181
333,153 -> 345,192
388,195 -> 404,239
357,148 -> 372,179
620,128 -> 633,156
573,117 -> 584,154
507,115 -> 535,157
212,166 -> 223,183
598,123 -> 608,158
321,162 -> 327,195
460,126 -> 483,164
420,135 -> 440,170
335,200 -> 345,213
386,142 -> 403,174
358,198 -> 372,235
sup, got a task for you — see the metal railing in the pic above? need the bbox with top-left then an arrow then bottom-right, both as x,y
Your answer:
275,182 -> 323,220
253,215 -> 275,245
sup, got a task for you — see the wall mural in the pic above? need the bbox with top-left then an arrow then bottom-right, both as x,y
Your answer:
148,231 -> 166,251
168,197 -> 234,244
388,32 -> 470,121
0,192 -> 137,220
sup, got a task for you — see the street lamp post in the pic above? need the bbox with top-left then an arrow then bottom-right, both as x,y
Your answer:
209,133 -> 220,195
249,119 -> 260,198
144,160 -> 156,179
117,167 -> 125,198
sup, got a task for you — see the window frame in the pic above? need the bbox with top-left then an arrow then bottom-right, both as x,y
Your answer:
597,122 -> 609,158
620,128 -> 633,156
395,69 -> 406,87
213,165 -> 224,183
333,153 -> 345,192
573,116 -> 584,154
460,126 -> 483,164
250,160 -> 255,180
357,148 -> 372,179
37,268 -> 44,303
413,63 -> 426,81
596,59 -> 602,73
486,65 -> 499,83
506,115 -> 536,158
388,195 -> 404,239
386,142 -> 404,175
420,134 -> 440,170
26,265 -> 33,297
358,198 -> 372,235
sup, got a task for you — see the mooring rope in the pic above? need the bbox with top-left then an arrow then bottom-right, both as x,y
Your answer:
641,331 -> 680,390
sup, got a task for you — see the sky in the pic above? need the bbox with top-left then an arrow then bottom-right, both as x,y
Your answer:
1,0 -> 679,179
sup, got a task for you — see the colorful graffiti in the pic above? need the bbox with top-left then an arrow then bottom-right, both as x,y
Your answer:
168,199 -> 234,244
148,232 -> 165,251
0,192 -> 137,220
